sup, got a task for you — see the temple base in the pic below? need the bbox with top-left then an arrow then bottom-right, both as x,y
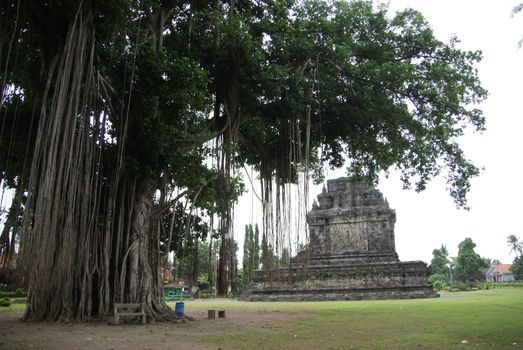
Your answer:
241,258 -> 438,301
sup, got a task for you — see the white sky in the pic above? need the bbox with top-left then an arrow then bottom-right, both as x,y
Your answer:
381,0 -> 523,264
235,0 -> 523,265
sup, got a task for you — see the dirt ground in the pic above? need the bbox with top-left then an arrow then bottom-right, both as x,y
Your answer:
0,303 -> 307,350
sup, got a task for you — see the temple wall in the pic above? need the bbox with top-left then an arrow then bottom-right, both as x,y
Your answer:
242,178 -> 437,301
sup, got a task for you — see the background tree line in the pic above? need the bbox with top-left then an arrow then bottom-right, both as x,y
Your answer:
429,235 -> 523,291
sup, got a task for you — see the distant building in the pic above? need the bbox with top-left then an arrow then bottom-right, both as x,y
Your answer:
161,268 -> 174,282
486,264 -> 514,283
163,279 -> 187,300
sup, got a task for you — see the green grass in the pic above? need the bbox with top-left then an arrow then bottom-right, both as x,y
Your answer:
0,302 -> 26,313
180,288 -> 523,350
4,289 -> 522,348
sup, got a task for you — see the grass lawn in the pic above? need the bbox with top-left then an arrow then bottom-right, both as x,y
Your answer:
2,288 -> 521,349
176,287 -> 523,350
0,302 -> 26,313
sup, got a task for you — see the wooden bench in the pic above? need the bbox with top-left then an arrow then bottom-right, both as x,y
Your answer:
165,290 -> 184,301
114,303 -> 146,325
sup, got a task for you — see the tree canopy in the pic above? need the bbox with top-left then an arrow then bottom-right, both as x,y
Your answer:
454,238 -> 488,282
511,256 -> 523,280
430,244 -> 449,276
507,234 -> 523,257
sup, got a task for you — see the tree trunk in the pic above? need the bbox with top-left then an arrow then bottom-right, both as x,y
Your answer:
217,234 -> 230,297
18,6 -> 100,321
17,4 -> 173,322
119,180 -> 173,320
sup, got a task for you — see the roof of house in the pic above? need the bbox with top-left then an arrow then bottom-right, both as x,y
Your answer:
495,264 -> 513,274
163,279 -> 186,288
487,264 -> 513,275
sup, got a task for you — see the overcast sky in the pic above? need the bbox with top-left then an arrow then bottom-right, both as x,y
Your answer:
235,0 -> 523,265
380,0 -> 523,264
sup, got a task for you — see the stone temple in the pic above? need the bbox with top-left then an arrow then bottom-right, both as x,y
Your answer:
242,177 -> 437,301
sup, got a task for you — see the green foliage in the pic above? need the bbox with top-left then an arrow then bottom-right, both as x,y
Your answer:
280,248 -> 290,266
0,290 -> 26,298
429,244 -> 450,288
162,204 -> 211,254
430,244 -> 449,277
2,0 -> 487,220
233,0 -> 486,207
261,233 -> 278,270
507,234 -> 523,257
242,224 -> 260,291
482,257 -> 492,267
428,272 -> 447,291
453,282 -> 473,291
428,273 -> 446,284
175,239 -> 215,286
0,298 -> 10,307
511,256 -> 523,280
477,282 -> 492,290
455,238 -> 488,282
230,239 -> 242,296
431,280 -> 443,291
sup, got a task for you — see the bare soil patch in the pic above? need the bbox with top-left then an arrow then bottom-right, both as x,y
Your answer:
0,305 -> 309,349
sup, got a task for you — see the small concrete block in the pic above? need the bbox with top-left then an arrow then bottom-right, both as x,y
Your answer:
208,310 -> 216,319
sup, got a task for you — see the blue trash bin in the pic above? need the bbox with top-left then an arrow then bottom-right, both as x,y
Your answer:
175,301 -> 184,317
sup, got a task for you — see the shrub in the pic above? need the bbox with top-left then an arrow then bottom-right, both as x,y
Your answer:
432,280 -> 443,291
455,282 -> 469,291
0,298 -> 11,307
0,289 -> 27,299
428,273 -> 446,284
477,282 -> 492,290
198,291 -> 213,299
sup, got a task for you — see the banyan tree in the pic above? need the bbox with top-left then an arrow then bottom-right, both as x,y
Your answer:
0,0 -> 486,321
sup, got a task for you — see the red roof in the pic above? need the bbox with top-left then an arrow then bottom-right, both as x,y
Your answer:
161,268 -> 174,281
495,264 -> 512,274
163,279 -> 186,288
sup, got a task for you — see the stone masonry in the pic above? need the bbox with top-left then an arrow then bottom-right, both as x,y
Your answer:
242,177 -> 438,301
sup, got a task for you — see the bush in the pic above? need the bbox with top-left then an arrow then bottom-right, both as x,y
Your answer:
477,282 -> 492,290
0,289 -> 26,298
198,291 -> 214,299
428,273 -> 446,284
0,298 -> 11,307
455,282 -> 470,291
432,280 -> 443,291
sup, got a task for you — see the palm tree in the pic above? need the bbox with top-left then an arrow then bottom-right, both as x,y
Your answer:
513,4 -> 523,48
440,244 -> 449,257
507,234 -> 523,257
